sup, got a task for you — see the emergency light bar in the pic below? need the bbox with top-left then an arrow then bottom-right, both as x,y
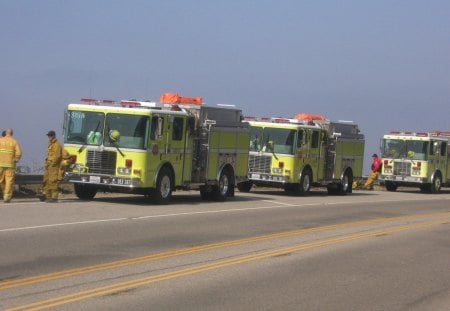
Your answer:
80,98 -> 117,105
389,131 -> 450,137
244,116 -> 318,125
160,93 -> 203,105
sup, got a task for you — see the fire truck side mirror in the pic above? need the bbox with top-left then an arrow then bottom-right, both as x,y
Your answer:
433,141 -> 440,155
188,116 -> 196,133
156,117 -> 163,140
301,135 -> 307,146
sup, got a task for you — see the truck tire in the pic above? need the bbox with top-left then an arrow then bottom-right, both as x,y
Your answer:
237,181 -> 252,192
430,173 -> 442,194
339,170 -> 353,195
74,184 -> 97,200
213,168 -> 232,201
154,167 -> 173,204
295,169 -> 311,196
200,188 -> 213,200
385,182 -> 398,192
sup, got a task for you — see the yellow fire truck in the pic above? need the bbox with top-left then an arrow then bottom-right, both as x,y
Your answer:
238,114 -> 365,195
380,131 -> 450,193
63,94 -> 249,203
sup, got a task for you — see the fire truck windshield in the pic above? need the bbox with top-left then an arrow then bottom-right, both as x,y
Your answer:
64,110 -> 150,150
65,111 -> 104,145
250,126 -> 296,155
382,139 -> 429,160
104,114 -> 149,150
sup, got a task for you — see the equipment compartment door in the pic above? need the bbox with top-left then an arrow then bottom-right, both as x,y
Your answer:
170,116 -> 190,185
310,130 -> 325,181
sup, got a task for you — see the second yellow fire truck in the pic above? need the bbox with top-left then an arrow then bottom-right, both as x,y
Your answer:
62,94 -> 250,203
380,131 -> 450,193
238,114 -> 365,195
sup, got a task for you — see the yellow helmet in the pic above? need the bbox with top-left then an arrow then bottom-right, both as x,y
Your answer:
109,130 -> 120,141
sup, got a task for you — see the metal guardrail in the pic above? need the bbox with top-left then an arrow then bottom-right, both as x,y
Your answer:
15,174 -> 43,185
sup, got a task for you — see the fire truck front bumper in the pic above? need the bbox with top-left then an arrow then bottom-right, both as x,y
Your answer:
380,175 -> 426,184
248,173 -> 290,184
67,174 -> 142,188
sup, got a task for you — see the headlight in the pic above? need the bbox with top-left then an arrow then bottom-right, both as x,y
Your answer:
118,167 -> 131,175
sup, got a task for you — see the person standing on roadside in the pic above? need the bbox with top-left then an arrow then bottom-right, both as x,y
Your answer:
40,130 -> 62,203
364,153 -> 382,190
0,128 -> 22,203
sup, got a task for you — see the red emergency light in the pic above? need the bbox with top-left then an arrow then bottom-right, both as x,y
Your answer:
121,100 -> 141,107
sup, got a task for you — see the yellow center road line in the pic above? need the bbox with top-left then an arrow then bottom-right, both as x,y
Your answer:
2,211 -> 450,291
6,218 -> 448,311
1,211 -> 450,291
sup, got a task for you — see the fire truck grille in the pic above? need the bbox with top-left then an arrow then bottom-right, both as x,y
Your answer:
86,150 -> 117,175
393,161 -> 411,176
248,154 -> 271,174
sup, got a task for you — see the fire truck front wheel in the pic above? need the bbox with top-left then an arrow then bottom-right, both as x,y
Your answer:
74,184 -> 98,200
153,167 -> 173,204
237,181 -> 252,192
385,182 -> 398,192
430,172 -> 442,194
295,169 -> 311,196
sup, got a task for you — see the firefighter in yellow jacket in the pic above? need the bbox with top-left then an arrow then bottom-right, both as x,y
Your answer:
41,130 -> 62,202
0,128 -> 22,203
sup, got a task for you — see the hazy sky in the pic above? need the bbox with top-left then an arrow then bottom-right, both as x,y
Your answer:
1,1 -> 449,173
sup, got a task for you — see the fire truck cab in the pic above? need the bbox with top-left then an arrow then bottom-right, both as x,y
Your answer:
380,131 -> 450,193
63,94 -> 249,203
238,115 -> 365,195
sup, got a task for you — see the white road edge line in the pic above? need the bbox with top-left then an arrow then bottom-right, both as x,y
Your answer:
1,197 -> 449,233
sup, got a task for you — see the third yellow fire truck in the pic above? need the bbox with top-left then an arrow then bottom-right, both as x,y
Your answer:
380,131 -> 450,193
238,114 -> 365,195
63,93 -> 249,203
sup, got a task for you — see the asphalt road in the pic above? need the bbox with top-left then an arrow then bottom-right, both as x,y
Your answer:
1,188 -> 450,310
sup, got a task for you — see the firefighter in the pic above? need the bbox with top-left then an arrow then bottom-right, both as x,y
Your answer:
0,128 -> 22,203
364,153 -> 382,190
40,130 -> 63,203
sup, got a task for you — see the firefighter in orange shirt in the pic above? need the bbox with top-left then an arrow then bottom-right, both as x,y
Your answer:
0,128 -> 22,203
40,130 -> 63,203
364,154 -> 382,190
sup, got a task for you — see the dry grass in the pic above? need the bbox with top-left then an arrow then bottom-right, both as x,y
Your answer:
15,183 -> 73,198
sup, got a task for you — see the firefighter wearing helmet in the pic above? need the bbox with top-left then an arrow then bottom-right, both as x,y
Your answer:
40,130 -> 63,202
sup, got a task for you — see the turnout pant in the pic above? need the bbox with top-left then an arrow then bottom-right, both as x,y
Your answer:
0,167 -> 15,202
364,171 -> 379,189
43,165 -> 60,200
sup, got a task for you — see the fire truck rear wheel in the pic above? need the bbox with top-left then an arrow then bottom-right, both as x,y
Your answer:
214,169 -> 233,201
339,170 -> 353,195
154,167 -> 173,204
74,184 -> 97,200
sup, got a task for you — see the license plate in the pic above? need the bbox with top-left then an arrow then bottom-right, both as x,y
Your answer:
251,174 -> 260,179
89,176 -> 101,183
117,178 -> 131,185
